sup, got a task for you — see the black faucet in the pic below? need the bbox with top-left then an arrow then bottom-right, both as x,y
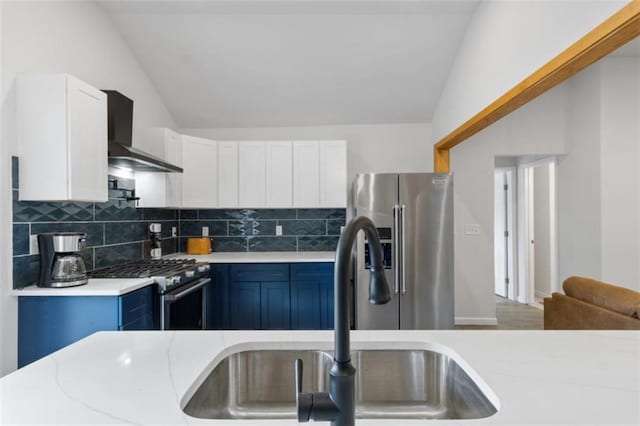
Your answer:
295,216 -> 391,426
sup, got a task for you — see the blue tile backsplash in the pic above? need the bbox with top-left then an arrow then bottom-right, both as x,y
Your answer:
11,156 -> 345,288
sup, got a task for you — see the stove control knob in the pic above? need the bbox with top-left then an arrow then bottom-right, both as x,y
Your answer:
198,265 -> 210,273
170,276 -> 181,287
185,270 -> 195,278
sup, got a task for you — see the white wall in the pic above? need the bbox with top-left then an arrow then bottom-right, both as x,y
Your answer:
2,0 -> 177,156
557,64 -> 603,282
599,57 -> 639,291
432,0 -> 626,141
0,0 -> 16,377
450,87 -> 567,323
181,123 -> 434,187
0,0 -> 176,374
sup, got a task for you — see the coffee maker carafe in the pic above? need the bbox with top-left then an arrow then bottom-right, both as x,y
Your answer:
38,233 -> 89,288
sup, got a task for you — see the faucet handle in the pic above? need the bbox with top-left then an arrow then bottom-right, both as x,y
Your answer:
295,359 -> 313,422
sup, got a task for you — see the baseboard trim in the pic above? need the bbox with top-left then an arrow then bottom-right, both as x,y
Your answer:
455,317 -> 498,326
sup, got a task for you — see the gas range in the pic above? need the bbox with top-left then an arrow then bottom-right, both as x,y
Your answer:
87,259 -> 211,293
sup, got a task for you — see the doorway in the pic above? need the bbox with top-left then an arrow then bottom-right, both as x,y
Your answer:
522,159 -> 558,306
493,167 -> 516,300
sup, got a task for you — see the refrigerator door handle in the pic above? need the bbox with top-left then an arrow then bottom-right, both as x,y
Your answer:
393,204 -> 401,294
401,204 -> 407,294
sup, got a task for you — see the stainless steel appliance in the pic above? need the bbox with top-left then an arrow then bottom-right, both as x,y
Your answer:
103,90 -> 183,173
37,232 -> 89,288
87,259 -> 211,330
352,173 -> 454,329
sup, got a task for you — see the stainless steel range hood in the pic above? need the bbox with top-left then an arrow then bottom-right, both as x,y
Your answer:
103,90 -> 183,173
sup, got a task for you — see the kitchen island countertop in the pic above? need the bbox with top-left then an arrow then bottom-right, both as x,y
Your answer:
1,330 -> 638,425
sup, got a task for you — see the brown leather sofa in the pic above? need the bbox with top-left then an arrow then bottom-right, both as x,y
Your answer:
544,276 -> 640,330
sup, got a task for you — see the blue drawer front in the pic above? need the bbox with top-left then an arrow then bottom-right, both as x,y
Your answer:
230,264 -> 289,282
290,263 -> 334,281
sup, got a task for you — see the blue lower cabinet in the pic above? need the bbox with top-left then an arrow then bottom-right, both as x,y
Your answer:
261,282 -> 290,329
229,282 -> 261,329
320,280 -> 335,330
208,265 -> 229,329
18,285 -> 155,368
291,263 -> 335,330
291,281 -> 321,329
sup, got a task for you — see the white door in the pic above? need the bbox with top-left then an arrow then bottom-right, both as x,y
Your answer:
319,140 -> 347,207
67,76 -> 108,201
218,141 -> 239,208
182,136 -> 218,208
238,142 -> 267,208
266,141 -> 293,207
293,141 -> 320,208
494,167 -> 516,300
494,171 -> 508,297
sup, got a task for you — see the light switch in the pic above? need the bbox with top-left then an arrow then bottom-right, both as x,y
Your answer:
275,225 -> 283,236
202,226 -> 209,237
171,226 -> 177,237
464,224 -> 481,235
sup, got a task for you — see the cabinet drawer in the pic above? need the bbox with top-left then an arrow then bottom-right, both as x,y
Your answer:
120,286 -> 154,326
120,314 -> 154,331
290,263 -> 334,281
230,264 -> 289,282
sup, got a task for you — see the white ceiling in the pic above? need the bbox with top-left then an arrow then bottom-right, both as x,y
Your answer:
101,1 -> 478,128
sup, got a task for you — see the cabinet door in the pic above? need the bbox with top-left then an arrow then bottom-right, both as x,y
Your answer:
238,142 -> 267,208
320,280 -> 335,329
208,265 -> 229,329
229,282 -> 261,329
293,141 -> 320,207
135,173 -> 168,208
319,140 -> 347,207
291,281 -> 320,329
67,77 -> 108,202
261,282 -> 290,330
165,129 -> 183,208
218,141 -> 239,208
182,136 -> 218,208
266,141 -> 293,207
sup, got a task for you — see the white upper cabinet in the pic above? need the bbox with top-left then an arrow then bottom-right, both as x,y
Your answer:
135,128 -> 183,208
293,141 -> 320,208
181,136 -> 217,208
238,142 -> 267,208
266,141 -> 293,207
217,141 -> 239,208
17,74 -> 107,202
320,140 -> 347,207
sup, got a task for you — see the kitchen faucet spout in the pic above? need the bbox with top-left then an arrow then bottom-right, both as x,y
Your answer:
295,216 -> 391,426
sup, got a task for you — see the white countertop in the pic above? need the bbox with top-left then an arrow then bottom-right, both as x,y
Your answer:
1,330 -> 638,425
9,278 -> 156,297
168,251 -> 335,263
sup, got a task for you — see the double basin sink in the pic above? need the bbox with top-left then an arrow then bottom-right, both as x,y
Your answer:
184,348 -> 498,421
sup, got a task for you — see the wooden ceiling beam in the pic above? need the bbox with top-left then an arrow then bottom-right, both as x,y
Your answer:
433,0 -> 640,173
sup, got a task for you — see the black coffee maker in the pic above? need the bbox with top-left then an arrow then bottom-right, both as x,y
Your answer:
38,233 -> 89,288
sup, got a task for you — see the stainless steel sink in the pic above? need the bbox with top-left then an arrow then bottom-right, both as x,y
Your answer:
183,349 -> 497,420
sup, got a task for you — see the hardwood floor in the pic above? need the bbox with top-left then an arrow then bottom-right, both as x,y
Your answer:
456,296 -> 544,330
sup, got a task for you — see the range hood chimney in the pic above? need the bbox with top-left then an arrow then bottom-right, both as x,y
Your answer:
103,90 -> 183,173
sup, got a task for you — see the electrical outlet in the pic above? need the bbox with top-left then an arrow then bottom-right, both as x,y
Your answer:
171,226 -> 177,237
464,224 -> 481,235
29,235 -> 39,255
275,225 -> 283,236
340,226 -> 345,233
202,226 -> 209,237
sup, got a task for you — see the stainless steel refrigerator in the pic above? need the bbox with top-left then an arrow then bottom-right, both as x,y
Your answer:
352,173 -> 454,330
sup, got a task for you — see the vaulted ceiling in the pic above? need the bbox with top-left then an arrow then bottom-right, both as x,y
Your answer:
101,1 -> 478,128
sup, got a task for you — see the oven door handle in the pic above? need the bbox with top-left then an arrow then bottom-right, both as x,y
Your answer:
163,278 -> 211,302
